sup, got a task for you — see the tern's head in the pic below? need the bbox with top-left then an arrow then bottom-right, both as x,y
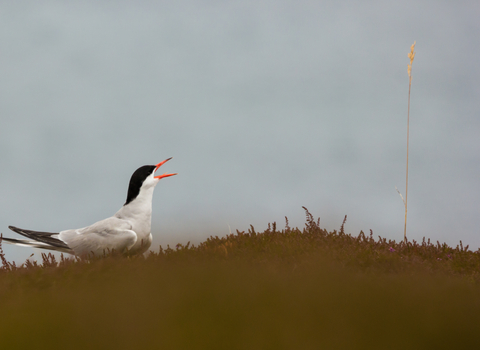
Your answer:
124,158 -> 177,205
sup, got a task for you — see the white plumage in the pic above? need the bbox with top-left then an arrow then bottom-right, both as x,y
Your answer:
2,158 -> 176,257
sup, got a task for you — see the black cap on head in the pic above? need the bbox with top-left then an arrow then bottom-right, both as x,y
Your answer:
124,165 -> 156,205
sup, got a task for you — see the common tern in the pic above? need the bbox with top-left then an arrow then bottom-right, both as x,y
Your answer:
1,158 -> 176,257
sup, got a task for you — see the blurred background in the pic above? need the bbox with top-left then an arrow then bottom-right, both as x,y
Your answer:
1,1 -> 479,263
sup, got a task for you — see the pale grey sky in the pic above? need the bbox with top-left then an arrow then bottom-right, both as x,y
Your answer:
1,1 -> 479,262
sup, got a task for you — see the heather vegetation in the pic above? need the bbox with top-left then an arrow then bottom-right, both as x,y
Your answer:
1,208 -> 480,349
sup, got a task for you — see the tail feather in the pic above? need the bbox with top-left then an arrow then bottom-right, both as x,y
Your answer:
7,226 -> 72,252
1,236 -> 74,254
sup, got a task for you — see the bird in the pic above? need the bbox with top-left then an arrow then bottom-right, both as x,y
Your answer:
1,158 -> 177,257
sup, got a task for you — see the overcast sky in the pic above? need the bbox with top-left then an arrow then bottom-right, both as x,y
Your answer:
1,1 -> 479,263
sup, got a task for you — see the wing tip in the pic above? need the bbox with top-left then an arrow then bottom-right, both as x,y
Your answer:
8,225 -> 21,233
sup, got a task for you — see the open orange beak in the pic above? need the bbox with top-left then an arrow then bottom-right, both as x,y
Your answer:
154,157 -> 177,180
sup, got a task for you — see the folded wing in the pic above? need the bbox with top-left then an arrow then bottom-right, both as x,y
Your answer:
5,226 -> 73,254
58,217 -> 137,256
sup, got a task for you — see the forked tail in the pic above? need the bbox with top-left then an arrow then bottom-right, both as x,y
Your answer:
2,226 -> 74,254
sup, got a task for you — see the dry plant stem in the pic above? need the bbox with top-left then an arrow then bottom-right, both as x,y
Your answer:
404,41 -> 415,243
404,74 -> 411,243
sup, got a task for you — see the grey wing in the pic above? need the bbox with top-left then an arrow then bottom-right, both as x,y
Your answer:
57,217 -> 137,257
6,226 -> 73,253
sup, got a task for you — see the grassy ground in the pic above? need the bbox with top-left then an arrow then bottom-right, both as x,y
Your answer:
1,208 -> 480,349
